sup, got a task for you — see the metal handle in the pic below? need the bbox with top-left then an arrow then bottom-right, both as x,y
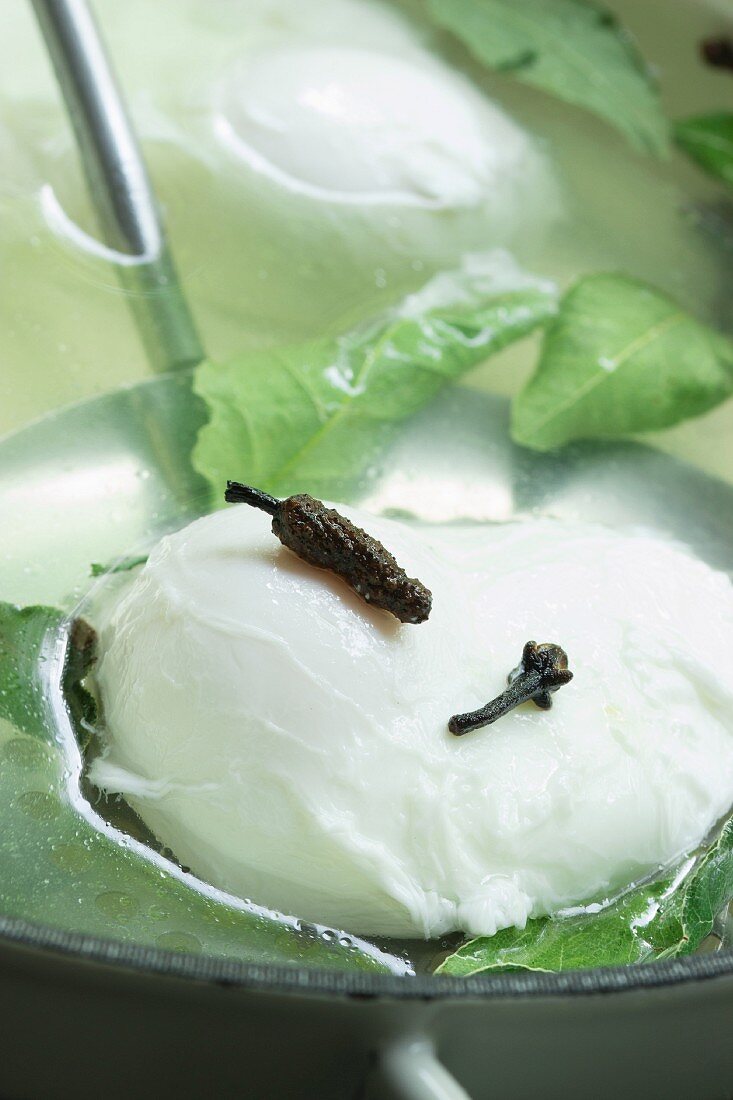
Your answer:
365,1038 -> 472,1100
31,0 -> 204,373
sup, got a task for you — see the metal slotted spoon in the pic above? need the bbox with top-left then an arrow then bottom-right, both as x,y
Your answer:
1,2 -> 733,1099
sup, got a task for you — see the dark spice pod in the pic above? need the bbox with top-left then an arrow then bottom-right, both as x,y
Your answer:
701,36 -> 733,71
225,482 -> 432,624
449,640 -> 573,736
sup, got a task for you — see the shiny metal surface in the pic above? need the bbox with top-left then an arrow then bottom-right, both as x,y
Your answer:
31,0 -> 203,372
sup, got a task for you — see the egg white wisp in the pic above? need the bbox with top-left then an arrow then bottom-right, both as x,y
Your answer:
91,506 -> 733,939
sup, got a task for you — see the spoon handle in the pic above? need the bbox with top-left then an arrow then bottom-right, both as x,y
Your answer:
31,0 -> 204,373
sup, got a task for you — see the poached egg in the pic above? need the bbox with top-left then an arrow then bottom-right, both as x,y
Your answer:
91,505 -> 733,938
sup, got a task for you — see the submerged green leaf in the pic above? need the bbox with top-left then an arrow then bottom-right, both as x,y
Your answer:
436,882 -> 669,976
193,260 -> 556,500
0,602 -> 63,738
90,555 -> 148,577
0,602 -> 97,746
678,816 -> 733,954
675,113 -> 733,190
424,0 -> 668,154
511,274 -> 733,451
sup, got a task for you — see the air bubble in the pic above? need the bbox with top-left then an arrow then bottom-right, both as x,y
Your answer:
95,891 -> 140,921
3,738 -> 52,770
155,931 -> 202,954
15,791 -> 60,822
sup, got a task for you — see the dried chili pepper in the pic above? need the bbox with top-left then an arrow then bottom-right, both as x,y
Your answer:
225,482 -> 432,624
449,641 -> 573,736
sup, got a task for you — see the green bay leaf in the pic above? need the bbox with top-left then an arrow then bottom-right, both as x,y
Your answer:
0,602 -> 63,739
193,263 -> 556,500
675,113 -> 733,190
511,274 -> 733,451
90,555 -> 148,577
436,882 -> 668,977
0,602 -> 97,746
678,816 -> 733,955
424,0 -> 668,154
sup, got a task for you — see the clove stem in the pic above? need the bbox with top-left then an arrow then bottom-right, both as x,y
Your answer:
449,671 -> 544,735
225,481 -> 279,516
448,641 -> 573,737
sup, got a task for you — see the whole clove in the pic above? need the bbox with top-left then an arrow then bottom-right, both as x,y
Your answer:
701,36 -> 733,71
449,641 -> 573,736
224,482 -> 432,624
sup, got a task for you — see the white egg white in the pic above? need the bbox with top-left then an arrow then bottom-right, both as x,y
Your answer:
92,505 -> 733,938
215,44 -> 549,211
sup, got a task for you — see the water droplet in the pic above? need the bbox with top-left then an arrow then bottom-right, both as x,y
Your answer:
321,929 -> 336,943
15,791 -> 60,822
155,931 -> 202,954
95,891 -> 140,921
